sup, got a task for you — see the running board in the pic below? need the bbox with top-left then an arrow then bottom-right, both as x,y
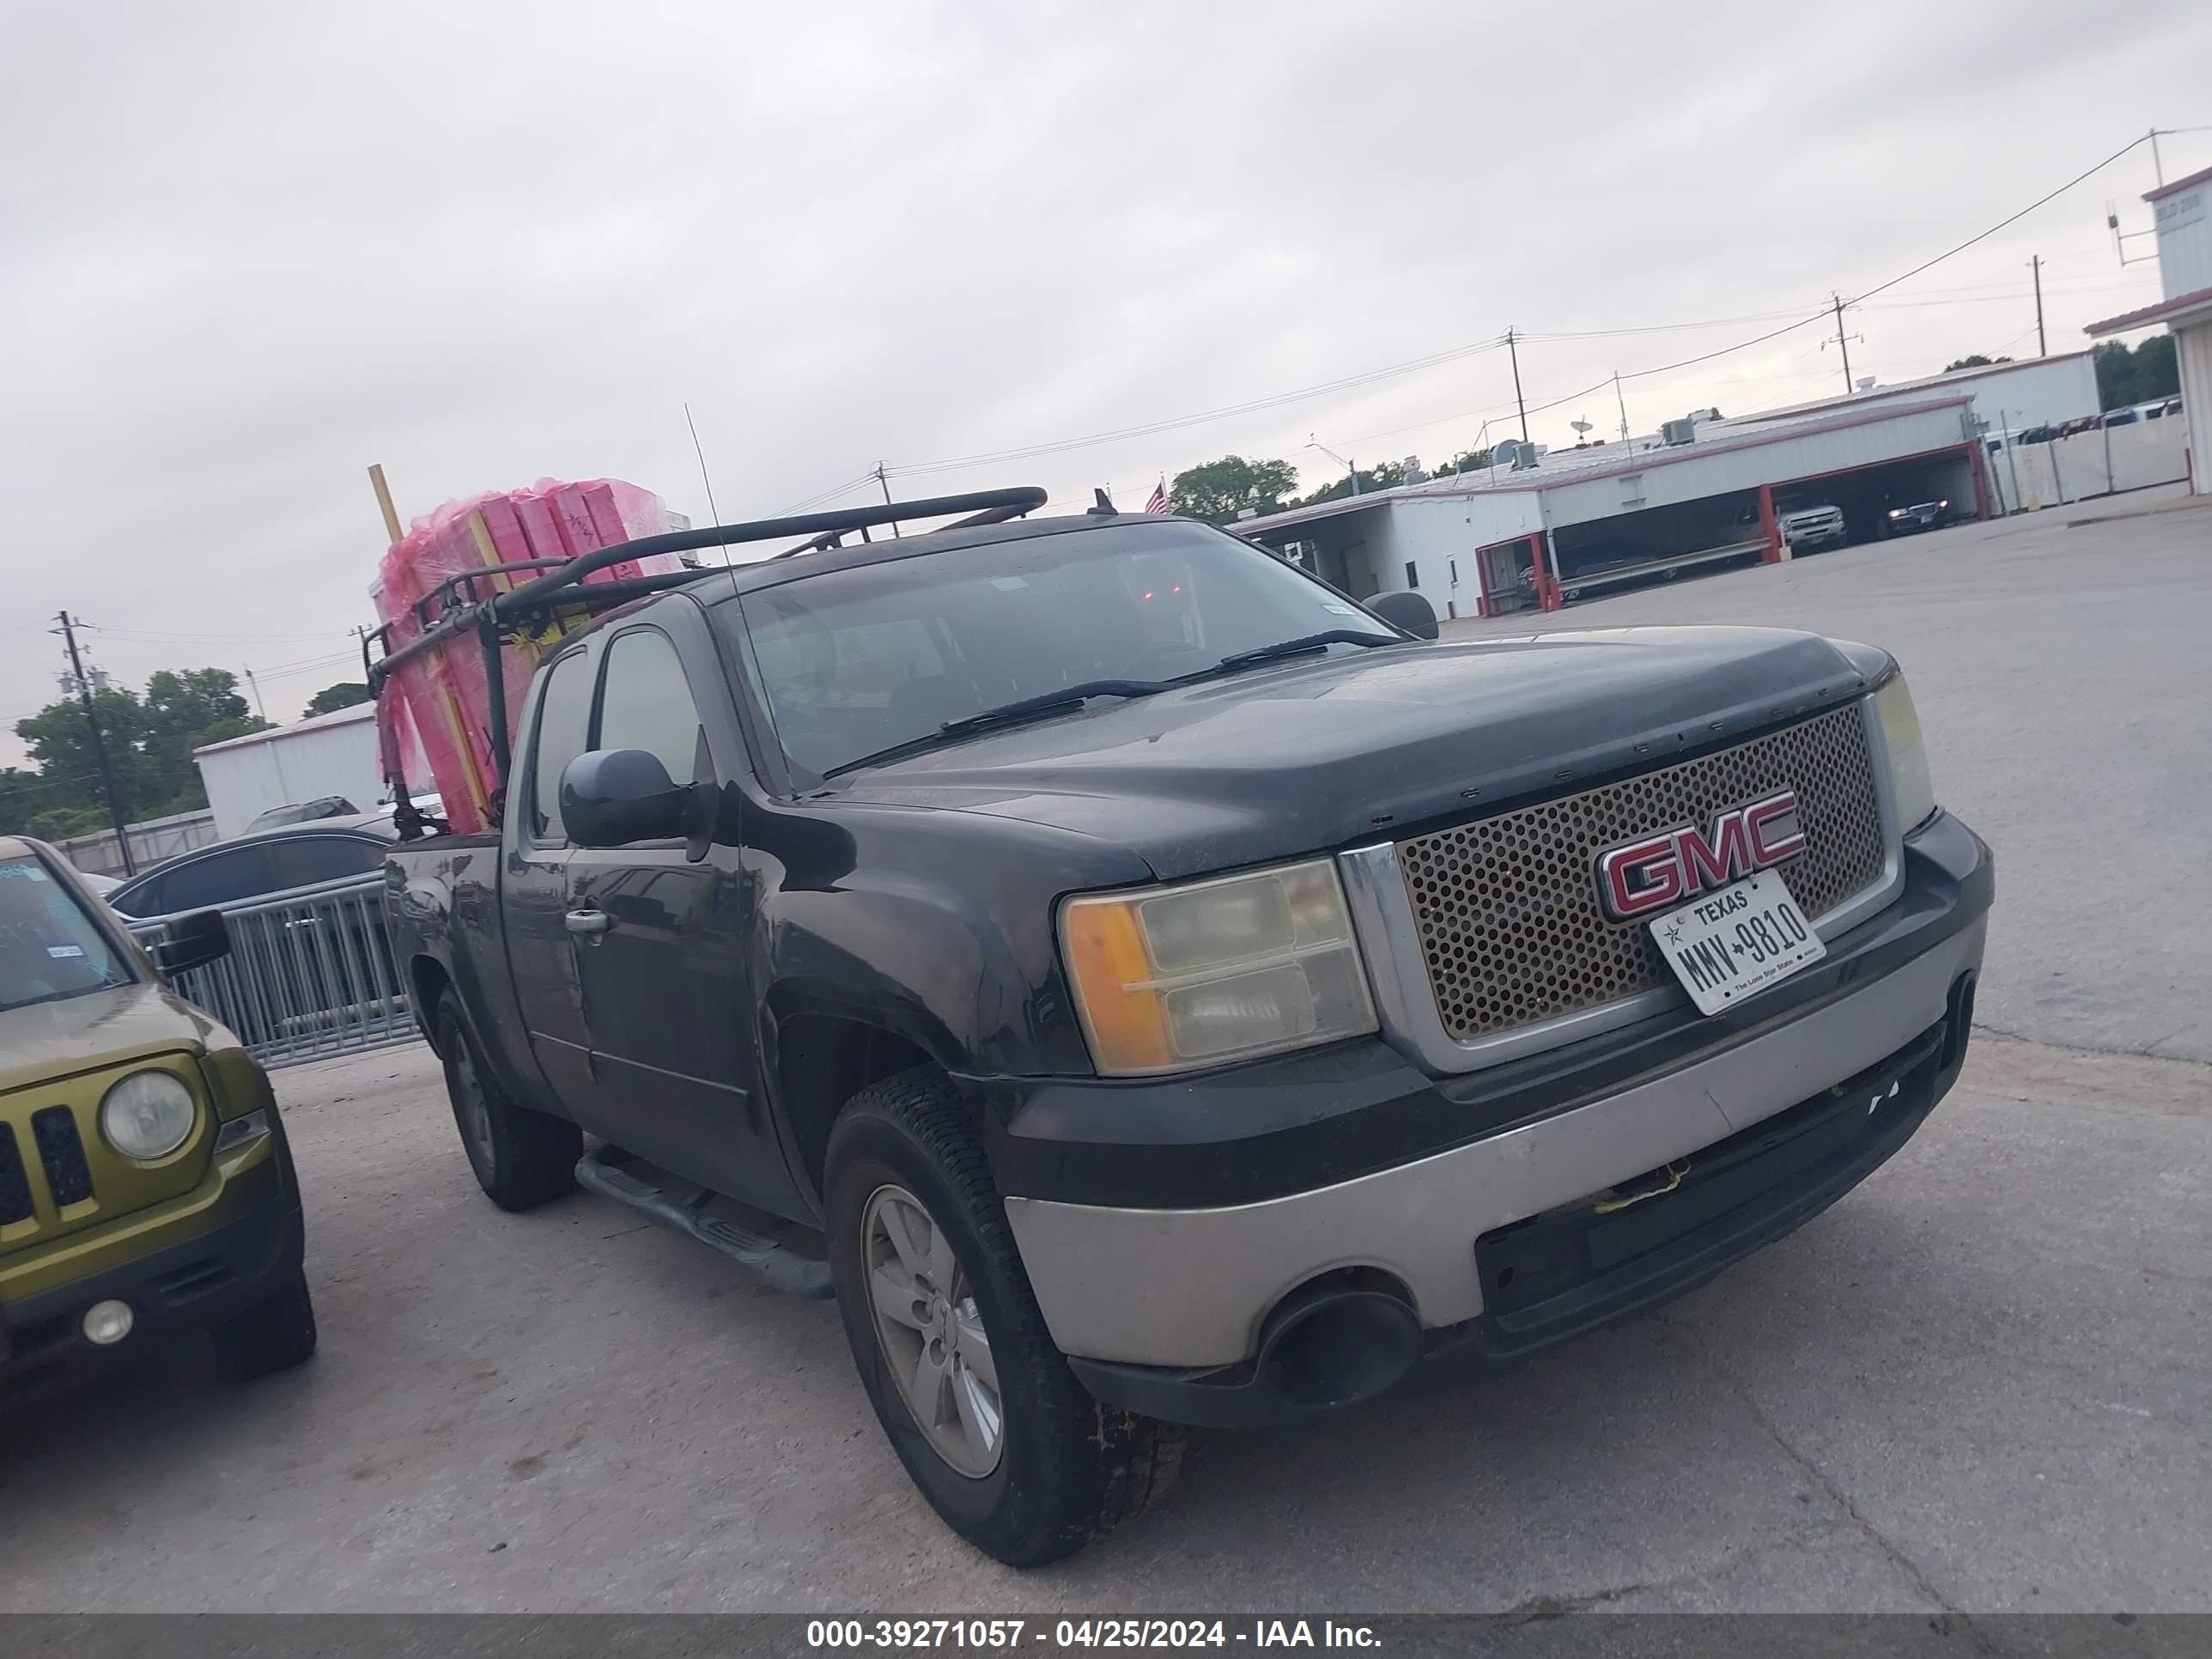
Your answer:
575,1146 -> 834,1299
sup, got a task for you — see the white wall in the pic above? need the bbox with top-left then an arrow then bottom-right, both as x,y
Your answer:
2153,177 -> 2211,300
196,708 -> 390,837
2178,323 -> 2211,495
1355,490 -> 1545,620
1984,415 -> 2191,513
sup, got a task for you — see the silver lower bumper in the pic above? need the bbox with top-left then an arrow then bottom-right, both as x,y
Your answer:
1006,915 -> 1984,1370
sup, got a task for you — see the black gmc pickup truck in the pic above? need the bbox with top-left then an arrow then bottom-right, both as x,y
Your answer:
374,489 -> 1991,1566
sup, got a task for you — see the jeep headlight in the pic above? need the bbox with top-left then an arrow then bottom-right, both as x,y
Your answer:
99,1069 -> 198,1161
1873,673 -> 1936,831
1060,860 -> 1377,1076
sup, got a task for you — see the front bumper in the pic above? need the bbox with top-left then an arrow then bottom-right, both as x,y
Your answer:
998,811 -> 1990,1416
0,1130 -> 304,1400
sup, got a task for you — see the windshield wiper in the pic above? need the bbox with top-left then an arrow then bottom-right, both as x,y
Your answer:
937,678 -> 1172,737
1206,629 -> 1401,677
821,678 -> 1170,779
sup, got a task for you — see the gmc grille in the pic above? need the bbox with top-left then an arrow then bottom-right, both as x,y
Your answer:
1396,703 -> 1887,1043
30,1106 -> 95,1208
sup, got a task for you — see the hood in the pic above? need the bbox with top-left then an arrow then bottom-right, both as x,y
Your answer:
0,979 -> 227,1097
833,625 -> 1887,881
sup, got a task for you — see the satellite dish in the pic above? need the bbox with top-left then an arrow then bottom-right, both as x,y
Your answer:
1571,419 -> 1593,435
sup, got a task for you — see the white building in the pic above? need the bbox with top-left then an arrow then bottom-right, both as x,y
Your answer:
1237,396 -> 1992,618
1711,351 -> 2100,444
193,700 -> 425,838
2086,162 -> 2209,495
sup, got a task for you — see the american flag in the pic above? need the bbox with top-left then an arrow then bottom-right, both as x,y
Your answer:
1144,478 -> 1170,515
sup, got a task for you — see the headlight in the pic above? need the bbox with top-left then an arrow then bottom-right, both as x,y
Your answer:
1872,673 -> 1936,831
99,1070 -> 198,1161
1060,860 -> 1376,1075
1887,508 -> 1906,519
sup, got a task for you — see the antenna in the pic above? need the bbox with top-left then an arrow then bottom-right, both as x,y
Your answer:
1571,418 -> 1594,447
683,402 -> 732,568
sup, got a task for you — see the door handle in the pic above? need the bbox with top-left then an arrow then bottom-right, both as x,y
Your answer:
564,909 -> 612,936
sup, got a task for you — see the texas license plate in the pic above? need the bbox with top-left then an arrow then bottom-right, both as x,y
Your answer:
1650,871 -> 1826,1015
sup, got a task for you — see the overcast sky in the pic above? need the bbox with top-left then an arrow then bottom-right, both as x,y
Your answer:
3,0 -> 2207,765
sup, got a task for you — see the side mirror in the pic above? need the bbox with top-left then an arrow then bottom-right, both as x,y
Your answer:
561,750 -> 692,848
153,909 -> 231,978
1369,590 -> 1439,641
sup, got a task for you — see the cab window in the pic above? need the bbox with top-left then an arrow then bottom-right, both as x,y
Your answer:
596,629 -> 708,787
529,650 -> 596,842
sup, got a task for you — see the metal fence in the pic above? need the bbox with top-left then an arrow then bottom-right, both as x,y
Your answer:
130,873 -> 418,1068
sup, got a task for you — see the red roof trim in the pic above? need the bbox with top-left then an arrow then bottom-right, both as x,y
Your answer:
2145,162 -> 2212,204
2083,283 -> 2212,338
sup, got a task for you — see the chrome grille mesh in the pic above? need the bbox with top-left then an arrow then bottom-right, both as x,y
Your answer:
1397,704 -> 1887,1042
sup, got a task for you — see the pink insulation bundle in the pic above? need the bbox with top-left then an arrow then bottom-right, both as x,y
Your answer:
373,477 -> 685,833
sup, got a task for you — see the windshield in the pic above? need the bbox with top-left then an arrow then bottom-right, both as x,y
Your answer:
720,521 -> 1395,778
0,853 -> 133,1014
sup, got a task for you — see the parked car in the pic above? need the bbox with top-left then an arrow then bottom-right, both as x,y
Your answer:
1881,497 -> 1951,537
105,819 -> 397,921
0,837 -> 314,1400
245,796 -> 359,833
380,494 -> 1990,1566
2102,406 -> 2142,428
1776,501 -> 1848,553
106,819 -> 404,1050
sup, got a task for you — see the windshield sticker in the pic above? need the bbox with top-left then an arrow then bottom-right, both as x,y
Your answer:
1321,603 -> 1357,615
989,576 -> 1030,591
0,866 -> 49,882
46,944 -> 87,960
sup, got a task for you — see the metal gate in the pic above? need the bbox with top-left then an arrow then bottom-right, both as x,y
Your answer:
130,874 -> 417,1068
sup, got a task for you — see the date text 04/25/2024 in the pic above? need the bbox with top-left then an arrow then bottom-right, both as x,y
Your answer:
804,1620 -> 1380,1650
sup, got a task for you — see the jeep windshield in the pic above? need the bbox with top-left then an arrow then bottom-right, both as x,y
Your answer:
721,521 -> 1400,780
0,852 -> 134,1014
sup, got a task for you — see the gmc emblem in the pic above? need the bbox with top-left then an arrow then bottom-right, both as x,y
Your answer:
1594,790 -> 1808,921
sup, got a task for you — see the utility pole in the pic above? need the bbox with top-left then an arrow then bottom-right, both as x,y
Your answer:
874,463 -> 900,537
52,611 -> 136,877
1506,327 -> 1531,445
1832,294 -> 1855,396
1613,372 -> 1631,445
243,665 -> 268,721
2030,256 -> 2047,357
2150,126 -> 2164,186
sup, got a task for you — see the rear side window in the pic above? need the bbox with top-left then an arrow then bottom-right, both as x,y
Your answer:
147,846 -> 279,915
530,650 -> 596,842
596,629 -> 706,787
270,836 -> 385,891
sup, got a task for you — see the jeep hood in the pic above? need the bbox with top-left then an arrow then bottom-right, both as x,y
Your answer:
0,980 -> 226,1098
831,625 -> 1887,880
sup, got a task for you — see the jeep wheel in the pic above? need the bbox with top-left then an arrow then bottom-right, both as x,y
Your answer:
825,1066 -> 1183,1566
211,1269 -> 318,1381
436,992 -> 579,1212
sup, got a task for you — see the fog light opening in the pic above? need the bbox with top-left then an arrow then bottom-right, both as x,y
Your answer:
82,1299 -> 135,1346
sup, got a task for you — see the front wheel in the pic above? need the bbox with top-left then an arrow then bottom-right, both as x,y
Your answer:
825,1067 -> 1183,1566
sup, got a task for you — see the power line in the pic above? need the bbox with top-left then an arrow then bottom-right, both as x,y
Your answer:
882,337 -> 1509,477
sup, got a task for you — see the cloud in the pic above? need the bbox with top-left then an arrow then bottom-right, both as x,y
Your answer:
3,0 -> 2205,757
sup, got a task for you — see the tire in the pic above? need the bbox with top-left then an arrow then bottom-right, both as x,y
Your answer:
825,1066 -> 1184,1566
211,1269 -> 318,1381
436,991 -> 580,1212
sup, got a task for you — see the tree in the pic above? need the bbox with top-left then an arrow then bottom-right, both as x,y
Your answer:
304,682 -> 372,719
3,666 -> 270,838
1944,354 -> 2013,372
1289,459 -> 1408,510
2093,337 -> 2179,410
1169,455 -> 1299,525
